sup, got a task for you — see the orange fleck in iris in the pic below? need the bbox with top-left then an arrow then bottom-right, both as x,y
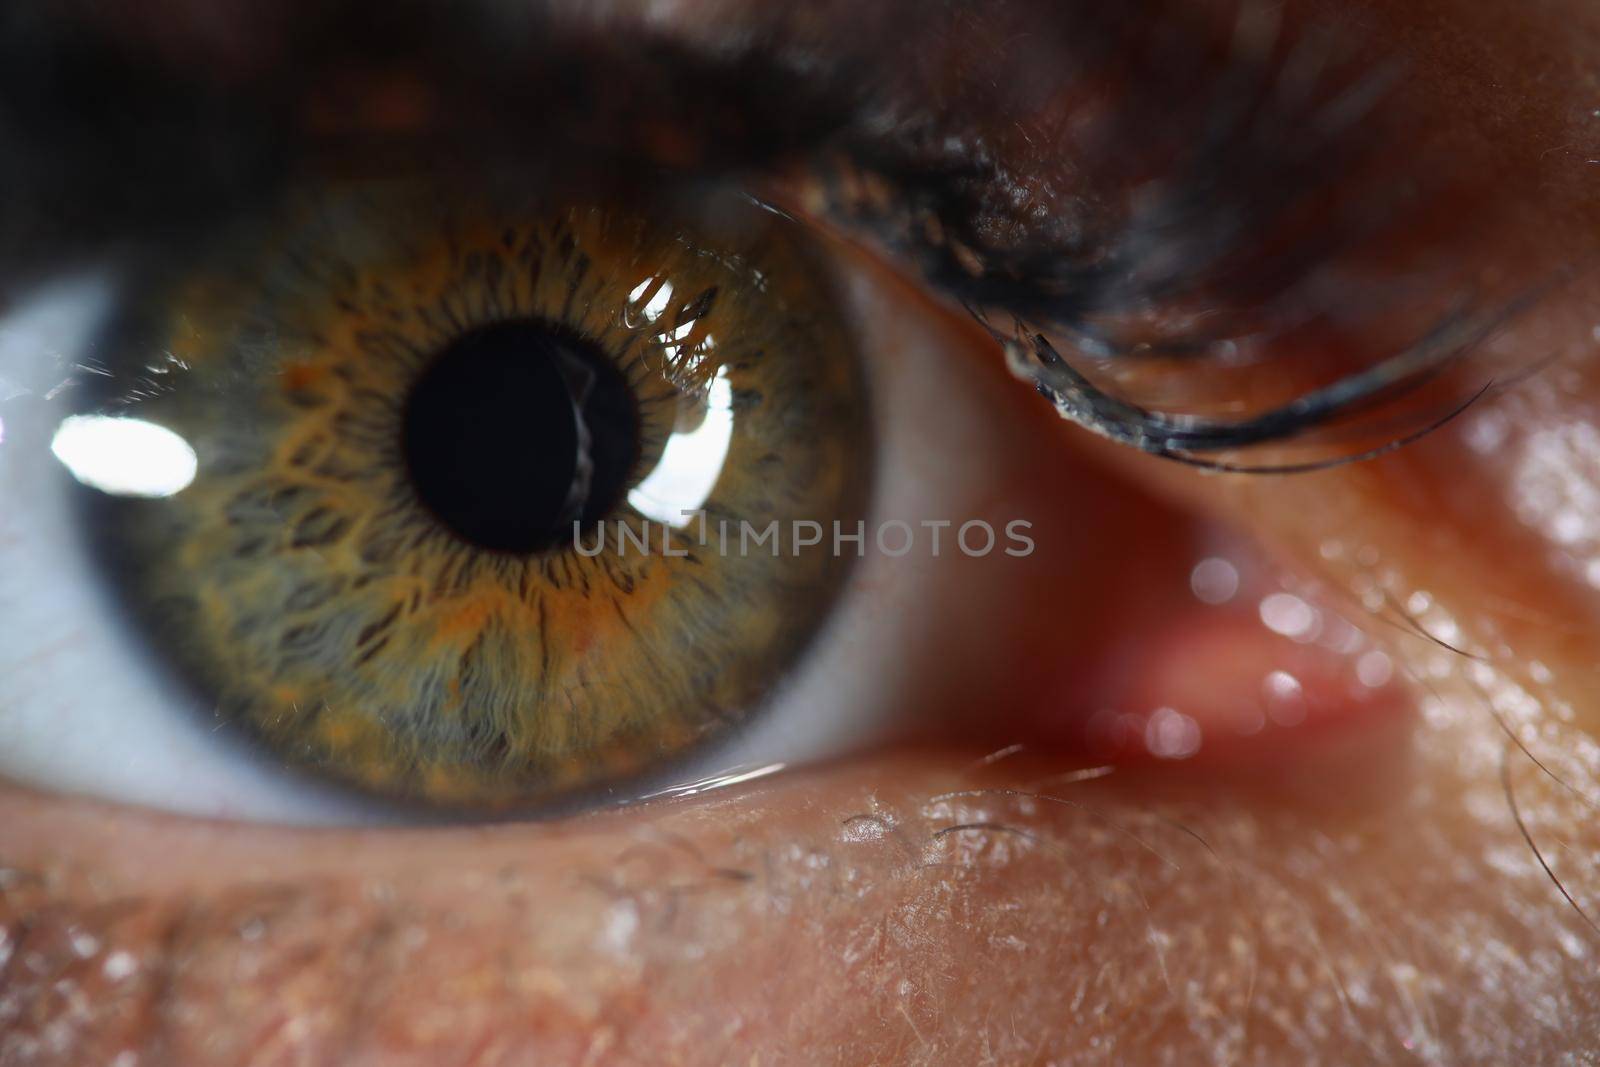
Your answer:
437,596 -> 497,643
281,363 -> 324,392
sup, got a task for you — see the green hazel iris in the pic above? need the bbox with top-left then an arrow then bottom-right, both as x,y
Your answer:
82,179 -> 872,808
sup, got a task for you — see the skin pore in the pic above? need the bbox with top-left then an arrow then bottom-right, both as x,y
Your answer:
4,0 -> 1600,1062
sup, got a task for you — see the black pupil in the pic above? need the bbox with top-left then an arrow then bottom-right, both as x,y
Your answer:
402,320 -> 638,554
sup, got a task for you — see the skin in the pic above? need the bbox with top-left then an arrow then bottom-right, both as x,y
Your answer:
5,0 -> 1600,1063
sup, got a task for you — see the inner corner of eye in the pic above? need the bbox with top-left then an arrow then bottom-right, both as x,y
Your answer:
56,178 -> 877,816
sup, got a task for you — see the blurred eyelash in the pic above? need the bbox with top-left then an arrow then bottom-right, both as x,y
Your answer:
801,2 -> 1547,471
821,50 -> 1391,341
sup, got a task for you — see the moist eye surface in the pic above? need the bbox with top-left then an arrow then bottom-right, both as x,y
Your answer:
77,177 -> 873,810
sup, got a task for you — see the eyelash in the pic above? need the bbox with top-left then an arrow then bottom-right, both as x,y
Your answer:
790,5 -> 1543,473
1,0 -> 1534,481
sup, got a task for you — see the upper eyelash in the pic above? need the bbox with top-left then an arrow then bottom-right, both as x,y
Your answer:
805,3 -> 1545,471
1000,325 -> 1496,475
814,5 -> 1397,324
0,0 -> 1544,477
996,270 -> 1574,475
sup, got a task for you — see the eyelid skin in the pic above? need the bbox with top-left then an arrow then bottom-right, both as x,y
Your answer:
0,730 -> 1591,1066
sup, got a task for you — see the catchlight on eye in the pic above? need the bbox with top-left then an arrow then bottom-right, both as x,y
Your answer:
50,415 -> 198,498
69,178 -> 872,810
627,365 -> 735,525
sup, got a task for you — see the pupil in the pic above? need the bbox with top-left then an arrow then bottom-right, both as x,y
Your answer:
401,319 -> 638,554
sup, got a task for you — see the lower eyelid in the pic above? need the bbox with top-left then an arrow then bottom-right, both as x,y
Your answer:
0,717 -> 1552,1066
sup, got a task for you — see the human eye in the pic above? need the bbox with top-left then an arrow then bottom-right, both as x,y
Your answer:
4,1 -> 1600,1064
0,38 -> 1126,823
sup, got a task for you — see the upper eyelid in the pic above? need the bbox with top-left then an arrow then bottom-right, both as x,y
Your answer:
1,0 -> 1513,475
0,7 -> 852,289
0,2 -> 1365,282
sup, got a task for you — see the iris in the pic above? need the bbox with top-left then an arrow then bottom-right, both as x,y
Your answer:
81,178 -> 872,808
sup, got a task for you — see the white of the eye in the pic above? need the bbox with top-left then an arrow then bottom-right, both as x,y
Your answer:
50,415 -> 197,498
628,364 -> 733,525
0,261 -> 1009,827
0,273 -> 381,825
